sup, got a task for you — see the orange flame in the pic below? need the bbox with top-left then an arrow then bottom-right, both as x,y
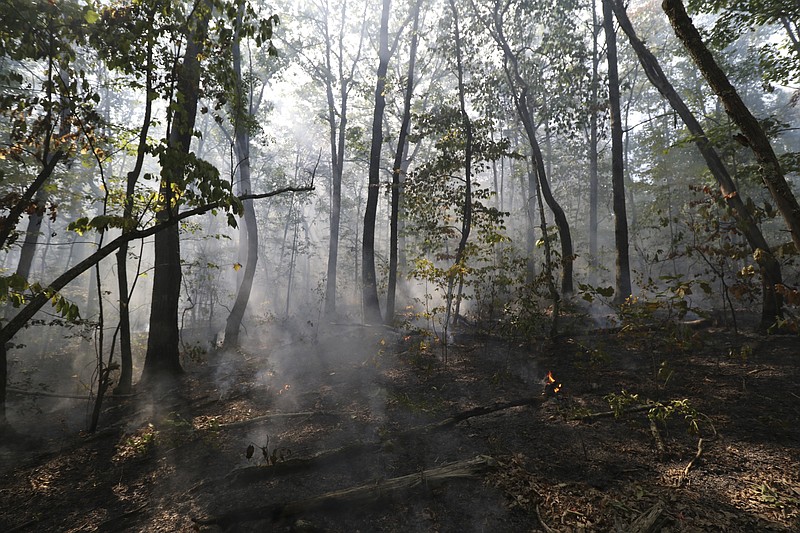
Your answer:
546,371 -> 562,394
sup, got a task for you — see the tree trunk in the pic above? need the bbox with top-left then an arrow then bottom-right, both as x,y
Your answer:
603,0 -> 632,303
142,5 -> 210,382
446,0 -> 473,327
386,0 -> 420,325
490,6 -> 574,294
612,0 -> 782,327
663,0 -> 800,254
362,0 -> 392,324
588,0 -> 600,286
224,0 -> 259,349
114,29 -> 154,394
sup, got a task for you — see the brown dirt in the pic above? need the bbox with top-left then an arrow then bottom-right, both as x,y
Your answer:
0,319 -> 798,532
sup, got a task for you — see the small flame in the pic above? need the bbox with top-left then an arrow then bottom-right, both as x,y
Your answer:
278,384 -> 291,395
545,371 -> 562,394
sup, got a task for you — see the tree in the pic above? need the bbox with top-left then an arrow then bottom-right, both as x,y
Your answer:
610,0 -> 783,326
223,2 -> 279,348
362,0 -> 392,324
142,1 -> 212,381
602,0 -> 632,303
663,0 -> 800,255
484,0 -> 575,295
386,0 -> 421,325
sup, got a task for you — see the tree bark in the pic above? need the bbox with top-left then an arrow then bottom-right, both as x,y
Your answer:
114,27 -> 154,394
142,4 -> 211,381
588,0 -> 601,286
489,4 -> 574,294
603,0 -> 632,303
362,0 -> 392,324
386,0 -> 420,325
663,0 -> 800,254
612,0 -> 782,327
224,0 -> 259,349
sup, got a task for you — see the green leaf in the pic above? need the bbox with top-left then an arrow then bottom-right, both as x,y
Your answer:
84,9 -> 99,24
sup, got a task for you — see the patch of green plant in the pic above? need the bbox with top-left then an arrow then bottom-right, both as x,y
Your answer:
603,391 -> 703,435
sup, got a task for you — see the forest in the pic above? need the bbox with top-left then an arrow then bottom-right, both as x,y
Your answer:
0,0 -> 798,531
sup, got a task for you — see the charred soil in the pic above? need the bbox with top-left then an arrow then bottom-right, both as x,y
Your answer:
0,319 -> 798,532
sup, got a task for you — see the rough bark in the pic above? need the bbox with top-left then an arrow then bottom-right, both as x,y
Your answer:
663,0 -> 800,254
362,0 -> 392,324
611,0 -> 782,327
603,0 -> 632,303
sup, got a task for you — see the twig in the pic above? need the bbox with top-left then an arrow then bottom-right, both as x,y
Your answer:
215,411 -> 336,430
678,437 -> 704,486
535,504 -> 558,533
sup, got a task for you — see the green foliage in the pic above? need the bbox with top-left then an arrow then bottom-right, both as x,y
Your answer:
687,0 -> 800,87
604,391 -> 702,434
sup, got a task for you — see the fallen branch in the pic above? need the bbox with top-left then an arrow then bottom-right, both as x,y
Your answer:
625,501 -> 667,533
224,396 -> 544,485
195,455 -> 496,527
569,404 -> 652,421
215,411 -> 337,430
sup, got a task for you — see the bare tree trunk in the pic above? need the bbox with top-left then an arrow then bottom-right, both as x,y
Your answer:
224,0 -> 260,349
603,0 -> 632,303
613,0 -> 782,327
489,3 -> 574,294
143,4 -> 210,382
114,21 -> 154,394
386,0 -> 420,325
362,0 -> 392,324
588,0 -> 600,286
663,0 -> 800,254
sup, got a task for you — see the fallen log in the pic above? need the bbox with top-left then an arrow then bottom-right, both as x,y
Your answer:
195,455 -> 497,527
224,396 -> 544,485
215,410 -> 339,430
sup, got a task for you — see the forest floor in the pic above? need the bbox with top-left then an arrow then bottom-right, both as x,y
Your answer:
0,313 -> 799,532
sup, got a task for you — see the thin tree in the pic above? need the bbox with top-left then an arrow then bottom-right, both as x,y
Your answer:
386,0 -> 421,325
224,0 -> 264,348
602,0 -> 632,303
486,1 -> 574,295
445,0 -> 474,328
362,0 -> 392,324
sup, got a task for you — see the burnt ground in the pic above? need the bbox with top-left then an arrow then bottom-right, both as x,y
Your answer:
0,317 -> 798,532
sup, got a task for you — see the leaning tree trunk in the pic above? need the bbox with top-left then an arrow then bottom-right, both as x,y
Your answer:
603,0 -> 632,304
362,0 -> 392,325
142,5 -> 210,382
224,0 -> 259,349
490,6 -> 574,295
612,0 -> 782,327
663,0 -> 800,254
